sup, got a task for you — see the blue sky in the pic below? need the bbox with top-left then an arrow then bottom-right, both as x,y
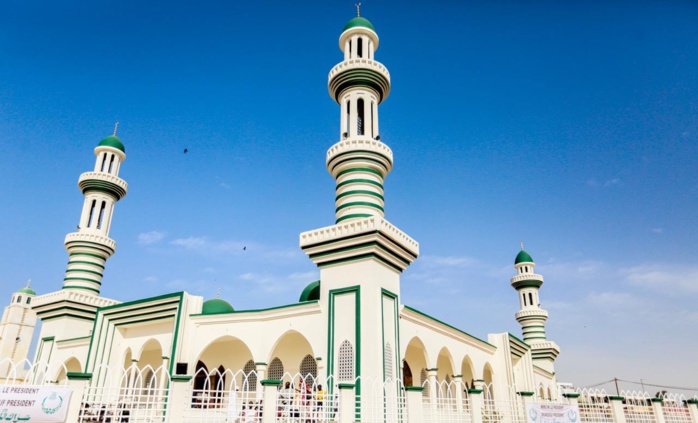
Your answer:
1,0 -> 697,394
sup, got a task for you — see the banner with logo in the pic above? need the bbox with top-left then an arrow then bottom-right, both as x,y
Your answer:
527,402 -> 581,423
0,386 -> 72,422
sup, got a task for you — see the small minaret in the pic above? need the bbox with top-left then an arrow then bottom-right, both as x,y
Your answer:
0,280 -> 37,380
510,246 -> 559,372
327,8 -> 392,224
62,128 -> 128,295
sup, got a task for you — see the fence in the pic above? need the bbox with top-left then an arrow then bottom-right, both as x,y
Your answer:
2,360 -> 697,423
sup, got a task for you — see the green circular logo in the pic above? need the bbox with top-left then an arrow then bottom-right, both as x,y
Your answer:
41,392 -> 64,415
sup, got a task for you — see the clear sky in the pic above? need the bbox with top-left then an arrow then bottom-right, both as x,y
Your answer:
1,0 -> 697,395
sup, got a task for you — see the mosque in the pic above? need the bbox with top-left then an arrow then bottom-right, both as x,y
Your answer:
0,11 -> 561,406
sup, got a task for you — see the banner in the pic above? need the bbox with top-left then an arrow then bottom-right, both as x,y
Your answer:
527,402 -> 581,423
0,386 -> 72,422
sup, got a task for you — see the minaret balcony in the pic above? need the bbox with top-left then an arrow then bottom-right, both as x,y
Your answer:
64,232 -> 116,253
78,172 -> 128,200
326,137 -> 394,173
510,273 -> 544,289
328,59 -> 391,103
515,309 -> 548,320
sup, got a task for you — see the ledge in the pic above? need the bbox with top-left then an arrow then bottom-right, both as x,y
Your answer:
563,393 -> 581,399
171,375 -> 193,382
67,372 -> 92,381
338,383 -> 356,389
261,379 -> 282,387
404,386 -> 423,392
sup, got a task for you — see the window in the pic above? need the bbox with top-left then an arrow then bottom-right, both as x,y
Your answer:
357,99 -> 364,135
357,37 -> 363,58
108,154 -> 115,174
300,355 -> 317,385
243,360 -> 257,391
338,340 -> 354,381
26,297 -> 31,304
87,200 -> 96,228
97,202 -> 106,229
17,296 -> 22,303
528,292 -> 533,307
384,343 -> 393,381
268,357 -> 284,381
100,153 -> 107,172
346,100 -> 350,136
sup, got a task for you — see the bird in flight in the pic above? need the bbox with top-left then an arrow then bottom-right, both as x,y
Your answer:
184,148 -> 188,153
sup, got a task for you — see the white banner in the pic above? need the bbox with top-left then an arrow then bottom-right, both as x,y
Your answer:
527,402 -> 581,423
0,386 -> 72,422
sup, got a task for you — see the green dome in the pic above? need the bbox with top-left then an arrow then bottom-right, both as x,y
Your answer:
515,250 -> 534,264
299,281 -> 320,302
98,135 -> 125,153
343,17 -> 375,32
16,286 -> 36,296
201,298 -> 234,314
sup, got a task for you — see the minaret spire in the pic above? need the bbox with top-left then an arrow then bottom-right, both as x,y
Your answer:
62,131 -> 128,295
355,2 -> 361,17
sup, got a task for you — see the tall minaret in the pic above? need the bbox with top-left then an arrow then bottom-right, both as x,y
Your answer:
510,246 -> 559,373
327,10 -> 392,224
62,129 -> 128,295
300,11 -> 418,416
0,281 -> 37,381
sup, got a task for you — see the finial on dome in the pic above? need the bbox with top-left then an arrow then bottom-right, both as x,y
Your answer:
26,279 -> 31,288
216,288 -> 221,299
113,122 -> 119,136
355,2 -> 361,17
520,241 -> 524,251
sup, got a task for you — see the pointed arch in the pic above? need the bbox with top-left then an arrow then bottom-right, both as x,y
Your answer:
299,354 -> 317,384
54,357 -> 81,384
266,330 -> 314,376
403,336 -> 429,387
436,347 -> 455,382
196,335 -> 254,374
460,355 -> 475,390
483,362 -> 495,399
338,340 -> 355,381
268,357 -> 284,381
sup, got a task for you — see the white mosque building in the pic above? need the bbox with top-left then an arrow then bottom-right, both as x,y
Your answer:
1,11 -> 561,412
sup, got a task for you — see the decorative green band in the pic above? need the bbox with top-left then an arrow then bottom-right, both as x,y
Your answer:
517,391 -> 535,397
328,149 -> 392,171
65,268 -> 104,277
79,179 -> 126,201
468,388 -> 483,394
336,167 -> 384,179
336,178 -> 383,191
172,375 -> 193,382
67,372 -> 93,380
336,190 -> 384,201
317,252 -> 404,273
338,383 -> 356,389
336,201 -> 384,213
686,399 -> 698,404
261,379 -> 283,387
329,68 -> 390,103
607,395 -> 624,401
336,213 -> 373,223
564,393 -> 581,398
62,286 -> 101,294
650,398 -> 663,403
309,240 -> 410,266
67,260 -> 105,269
512,279 -> 543,289
69,252 -> 108,260
404,386 -> 424,392
63,277 -> 101,285
330,156 -> 388,174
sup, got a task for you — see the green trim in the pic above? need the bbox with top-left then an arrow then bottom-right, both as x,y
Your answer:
336,190 -> 384,201
97,135 -> 125,153
403,305 -> 496,348
517,391 -> 535,397
309,241 -> 409,265
336,201 -> 384,213
327,286 -> 361,419
255,362 -> 267,366
171,375 -> 193,382
65,268 -> 104,277
512,279 -> 543,289
650,397 -> 663,403
336,179 -> 383,191
425,368 -> 438,372
69,252 -> 107,260
468,388 -> 483,394
330,155 -> 389,174
63,276 -> 101,284
67,260 -> 105,269
343,17 -> 375,32
686,399 -> 698,405
67,372 -> 92,381
61,285 -> 101,294
40,313 -> 96,322
169,293 -> 185,375
79,179 -> 126,201
564,393 -> 581,398
99,291 -> 184,313
336,167 -> 384,179
508,333 -> 531,348
65,240 -> 114,256
338,383 -> 356,389
405,386 -> 424,392
330,68 -> 390,103
110,307 -> 178,324
190,300 -> 318,316
56,335 -> 91,343
608,395 -> 624,401
114,314 -> 174,327
261,379 -> 282,386
299,281 -> 321,302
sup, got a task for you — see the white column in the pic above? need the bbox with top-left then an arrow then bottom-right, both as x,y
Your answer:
256,363 -> 267,399
167,375 -> 192,423
454,375 -> 464,414
608,396 -> 627,423
338,383 -> 356,423
349,92 -> 358,136
469,388 -> 484,423
65,372 -> 92,423
405,387 -> 424,423
427,368 -> 438,416
686,399 -> 698,423
260,380 -> 280,423
651,398 -> 666,423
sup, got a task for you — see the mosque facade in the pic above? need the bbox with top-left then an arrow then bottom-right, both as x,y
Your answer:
1,12 -> 561,414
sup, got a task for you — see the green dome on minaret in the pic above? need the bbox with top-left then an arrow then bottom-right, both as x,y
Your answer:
202,298 -> 234,314
15,280 -> 36,296
98,135 -> 125,153
343,16 -> 375,32
515,249 -> 534,264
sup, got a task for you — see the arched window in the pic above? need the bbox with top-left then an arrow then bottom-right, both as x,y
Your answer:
17,296 -> 22,303
357,99 -> 364,135
522,293 -> 526,306
338,340 -> 354,381
87,200 -> 96,228
420,368 -> 429,397
143,369 -> 154,396
402,361 -> 413,386
539,386 -> 545,400
345,100 -> 350,136
371,102 -> 375,138
300,354 -> 317,385
108,154 -> 115,174
193,361 -> 208,391
100,153 -> 107,172
268,358 -> 284,381
357,37 -> 363,58
26,297 -> 31,304
384,343 -> 393,380
96,201 -> 106,229
528,292 -> 533,307
243,360 -> 257,392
